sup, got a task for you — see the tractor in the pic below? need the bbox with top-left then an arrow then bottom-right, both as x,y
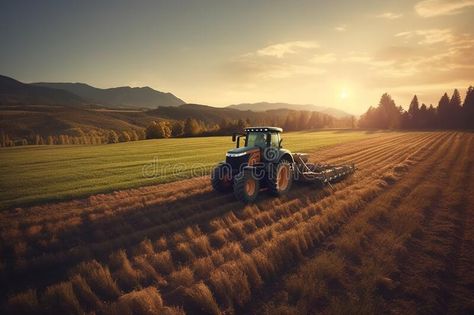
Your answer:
211,127 -> 355,203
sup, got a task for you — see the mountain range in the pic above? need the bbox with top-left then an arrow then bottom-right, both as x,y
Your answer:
0,75 -> 84,106
33,82 -> 185,108
1,74 -> 351,117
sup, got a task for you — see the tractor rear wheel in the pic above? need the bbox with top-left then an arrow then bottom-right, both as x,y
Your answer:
268,160 -> 293,196
211,163 -> 233,192
233,169 -> 260,203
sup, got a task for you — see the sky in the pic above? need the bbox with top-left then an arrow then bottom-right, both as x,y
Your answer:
1,0 -> 473,114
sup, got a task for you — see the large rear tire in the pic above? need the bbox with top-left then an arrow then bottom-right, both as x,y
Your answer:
233,169 -> 260,203
211,163 -> 233,192
268,160 -> 293,196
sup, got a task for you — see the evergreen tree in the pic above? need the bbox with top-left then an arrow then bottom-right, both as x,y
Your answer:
419,104 -> 428,129
448,89 -> 462,128
408,95 -> 420,128
359,93 -> 402,129
462,86 -> 474,128
427,105 -> 436,129
437,93 -> 450,128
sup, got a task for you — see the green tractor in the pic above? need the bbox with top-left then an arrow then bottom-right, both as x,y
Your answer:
211,126 -> 356,203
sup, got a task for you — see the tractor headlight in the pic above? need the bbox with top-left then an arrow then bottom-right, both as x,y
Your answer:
226,152 -> 247,158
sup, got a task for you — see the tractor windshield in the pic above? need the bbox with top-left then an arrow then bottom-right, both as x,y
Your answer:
246,132 -> 267,148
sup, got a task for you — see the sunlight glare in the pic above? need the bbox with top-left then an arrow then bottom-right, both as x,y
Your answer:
340,88 -> 348,99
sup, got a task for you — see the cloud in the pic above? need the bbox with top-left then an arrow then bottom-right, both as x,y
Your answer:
341,29 -> 474,87
224,40 -> 327,81
334,24 -> 346,32
376,12 -> 403,19
256,41 -> 319,58
395,29 -> 455,45
415,0 -> 474,17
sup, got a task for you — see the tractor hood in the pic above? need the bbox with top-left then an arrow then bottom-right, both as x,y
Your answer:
226,146 -> 259,157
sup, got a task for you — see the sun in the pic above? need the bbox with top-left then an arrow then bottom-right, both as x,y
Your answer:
340,88 -> 349,99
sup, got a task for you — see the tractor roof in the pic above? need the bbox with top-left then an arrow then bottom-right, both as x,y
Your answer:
245,126 -> 283,133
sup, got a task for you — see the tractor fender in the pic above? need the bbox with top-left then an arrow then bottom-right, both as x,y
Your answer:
278,150 -> 294,164
240,165 -> 266,181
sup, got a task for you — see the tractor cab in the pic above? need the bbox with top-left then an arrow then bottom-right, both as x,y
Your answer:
231,127 -> 282,149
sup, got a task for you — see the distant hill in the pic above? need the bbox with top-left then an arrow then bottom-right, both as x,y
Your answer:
33,82 -> 185,108
228,102 -> 351,118
0,75 -> 85,106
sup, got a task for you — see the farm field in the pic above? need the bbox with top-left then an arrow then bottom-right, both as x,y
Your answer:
0,130 -> 377,210
1,131 -> 473,315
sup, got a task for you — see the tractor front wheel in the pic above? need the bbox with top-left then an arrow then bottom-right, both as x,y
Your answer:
233,169 -> 260,203
268,160 -> 293,196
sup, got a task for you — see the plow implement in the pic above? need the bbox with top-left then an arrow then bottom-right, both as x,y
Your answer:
293,153 -> 355,185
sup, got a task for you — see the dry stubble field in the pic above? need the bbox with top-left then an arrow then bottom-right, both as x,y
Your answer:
1,131 -> 473,314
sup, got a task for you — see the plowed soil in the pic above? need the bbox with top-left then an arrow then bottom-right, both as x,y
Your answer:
1,131 -> 473,315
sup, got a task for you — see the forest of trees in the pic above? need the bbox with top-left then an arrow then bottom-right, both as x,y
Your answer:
143,111 -> 352,140
359,86 -> 474,130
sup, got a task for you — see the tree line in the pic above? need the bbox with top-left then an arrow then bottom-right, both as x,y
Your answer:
359,86 -> 474,130
143,111 -> 352,139
0,129 -> 147,147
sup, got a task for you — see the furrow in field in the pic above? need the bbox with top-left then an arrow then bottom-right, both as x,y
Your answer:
446,147 -> 474,314
310,132 -> 425,162
247,132 -> 464,315
387,134 -> 474,314
306,132 -> 407,158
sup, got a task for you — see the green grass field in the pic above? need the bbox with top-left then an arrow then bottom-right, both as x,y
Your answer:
0,130 -> 387,209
